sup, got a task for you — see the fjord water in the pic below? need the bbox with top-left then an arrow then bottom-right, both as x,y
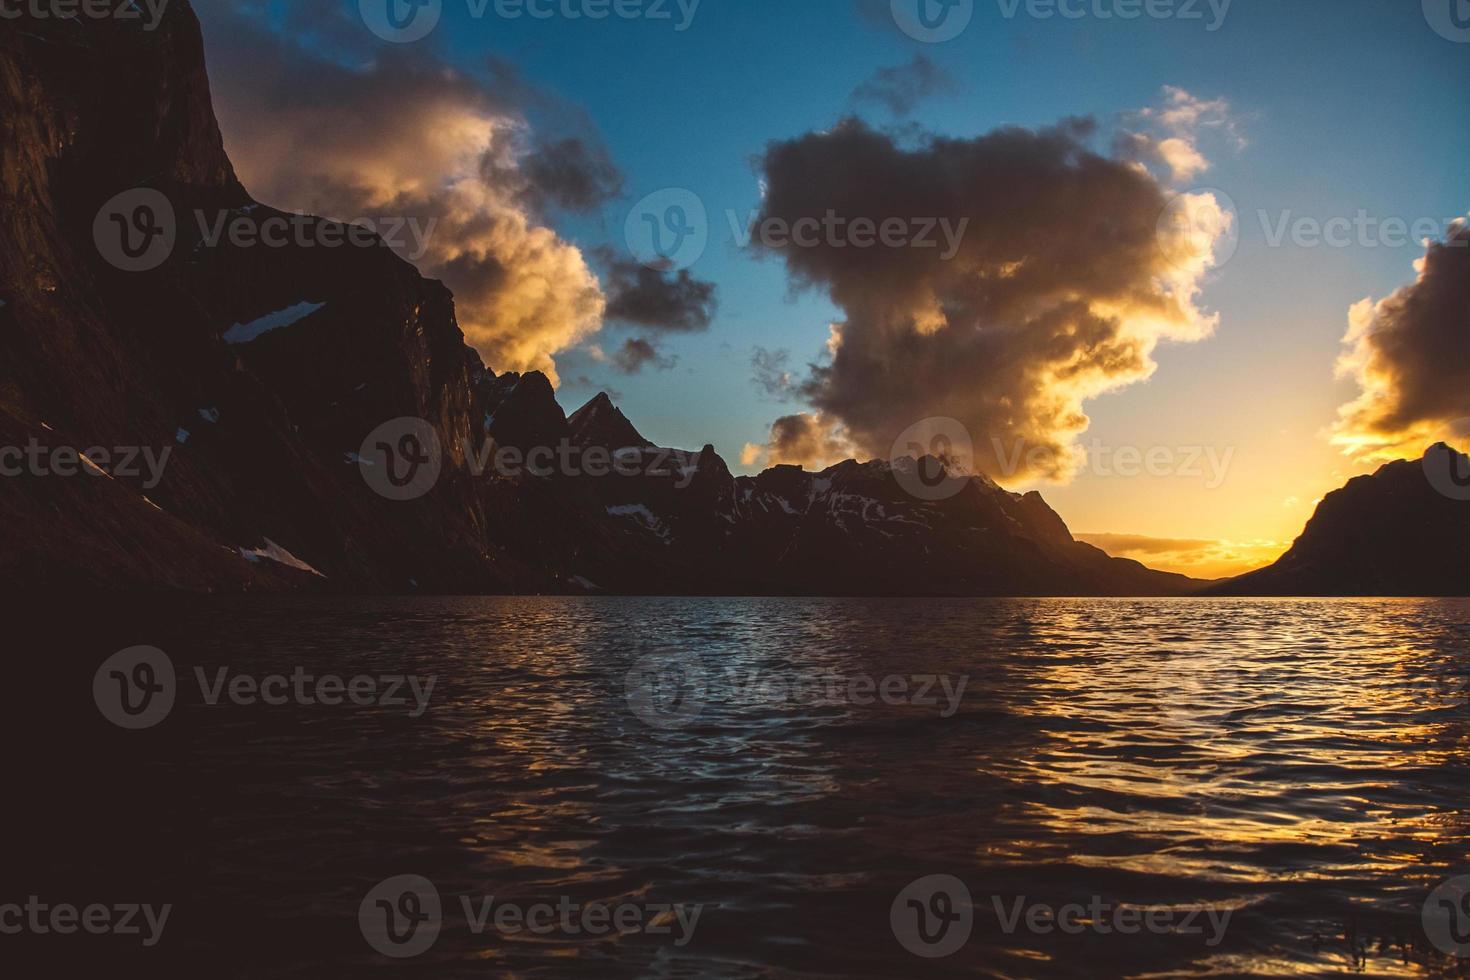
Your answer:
29,597 -> 1470,977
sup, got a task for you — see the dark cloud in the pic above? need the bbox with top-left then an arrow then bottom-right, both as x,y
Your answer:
599,252 -> 717,332
749,116 -> 1227,481
613,338 -> 678,375
742,413 -> 851,468
751,347 -> 797,399
851,54 -> 958,116
521,137 -> 623,213
1333,220 -> 1470,459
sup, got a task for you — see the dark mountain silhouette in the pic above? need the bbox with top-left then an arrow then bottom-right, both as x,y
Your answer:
568,393 -> 653,451
0,3 -> 1203,596
1213,443 -> 1470,596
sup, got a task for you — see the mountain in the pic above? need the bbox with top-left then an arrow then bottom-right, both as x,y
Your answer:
568,393 -> 653,452
1214,443 -> 1470,596
0,3 -> 1200,596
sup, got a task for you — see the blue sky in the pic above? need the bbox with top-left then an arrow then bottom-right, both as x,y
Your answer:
203,0 -> 1470,574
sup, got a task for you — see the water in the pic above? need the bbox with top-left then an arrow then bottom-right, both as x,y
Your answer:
13,598 -> 1470,977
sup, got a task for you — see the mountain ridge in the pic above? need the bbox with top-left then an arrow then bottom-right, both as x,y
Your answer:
12,3 -> 1439,597
1212,442 -> 1470,596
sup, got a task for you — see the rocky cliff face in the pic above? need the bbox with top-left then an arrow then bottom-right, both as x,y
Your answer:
0,3 -> 1200,596
1214,443 -> 1470,596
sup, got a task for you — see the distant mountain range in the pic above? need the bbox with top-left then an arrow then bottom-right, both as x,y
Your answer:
1,4 -> 1464,597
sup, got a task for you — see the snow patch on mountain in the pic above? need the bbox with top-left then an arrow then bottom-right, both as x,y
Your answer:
224,301 -> 325,344
238,539 -> 325,577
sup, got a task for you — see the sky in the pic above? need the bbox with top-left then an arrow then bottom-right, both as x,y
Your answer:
193,0 -> 1470,578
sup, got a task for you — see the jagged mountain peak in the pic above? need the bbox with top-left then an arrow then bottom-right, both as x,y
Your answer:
568,392 -> 652,451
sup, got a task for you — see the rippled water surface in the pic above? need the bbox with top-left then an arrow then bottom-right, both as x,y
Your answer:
26,598 -> 1470,977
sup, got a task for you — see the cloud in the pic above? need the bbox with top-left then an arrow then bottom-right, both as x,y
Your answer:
1074,532 -> 1285,579
741,412 -> 854,470
599,252 -> 718,332
851,54 -> 958,116
751,347 -> 798,399
612,337 -> 678,374
1114,86 -> 1241,184
191,0 -> 612,385
748,107 -> 1227,483
1331,219 -> 1470,460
